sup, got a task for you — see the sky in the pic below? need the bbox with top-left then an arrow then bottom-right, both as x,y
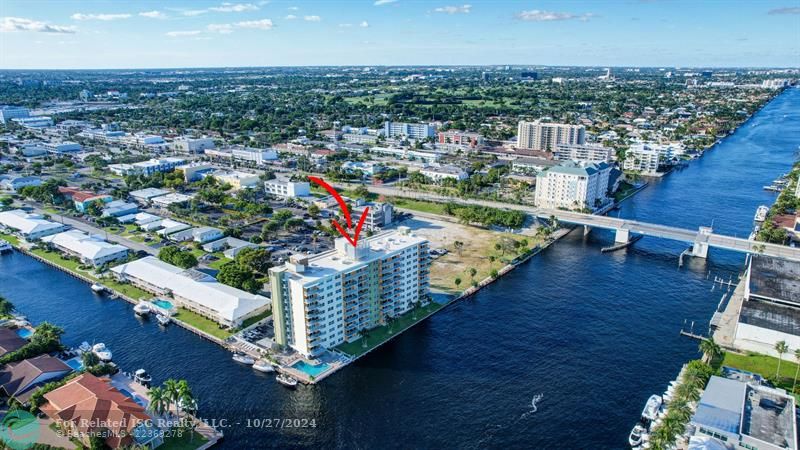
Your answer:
0,0 -> 798,69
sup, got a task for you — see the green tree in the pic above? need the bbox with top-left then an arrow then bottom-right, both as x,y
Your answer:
776,340 -> 789,379
698,338 -> 722,364
148,386 -> 168,416
217,263 -> 261,293
454,277 -> 462,289
81,351 -> 100,369
234,247 -> 272,274
793,349 -> 800,393
0,295 -> 14,318
468,267 -> 477,282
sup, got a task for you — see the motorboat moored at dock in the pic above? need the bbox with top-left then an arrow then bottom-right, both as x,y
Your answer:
252,360 -> 275,373
628,423 -> 647,448
90,283 -> 106,293
232,353 -> 255,365
641,394 -> 662,422
754,205 -> 769,223
276,373 -> 298,388
92,343 -> 113,362
156,314 -> 171,327
133,302 -> 151,317
133,368 -> 152,387
0,239 -> 12,253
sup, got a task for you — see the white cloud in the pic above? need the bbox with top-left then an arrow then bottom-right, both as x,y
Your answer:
304,15 -> 321,22
0,16 -> 77,33
207,23 -> 234,34
182,9 -> 208,16
235,19 -> 273,29
360,20 -> 369,27
515,9 -> 594,22
288,6 -> 299,11
374,0 -> 398,5
139,10 -> 167,19
434,4 -> 471,14
70,13 -> 132,21
285,14 -> 297,20
209,3 -> 259,13
166,30 -> 202,37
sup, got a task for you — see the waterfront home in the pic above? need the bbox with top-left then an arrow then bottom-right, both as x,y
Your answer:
0,328 -> 28,357
41,230 -> 128,267
111,256 -> 270,327
57,186 -> 112,213
689,375 -> 797,450
41,373 -> 163,449
0,209 -> 67,240
202,236 -> 257,259
0,355 -> 72,404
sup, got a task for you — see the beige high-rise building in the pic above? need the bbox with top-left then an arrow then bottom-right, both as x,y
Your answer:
517,121 -> 585,152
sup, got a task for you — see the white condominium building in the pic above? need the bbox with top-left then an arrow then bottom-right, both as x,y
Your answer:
383,121 -> 436,139
623,145 -> 664,175
517,121 -> 585,152
535,161 -> 611,211
108,157 -> 186,177
269,228 -> 430,357
264,180 -> 310,198
554,143 -> 613,164
41,230 -> 128,267
0,209 -> 68,240
205,146 -> 278,165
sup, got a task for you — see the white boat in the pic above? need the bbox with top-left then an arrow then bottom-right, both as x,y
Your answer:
252,360 -> 275,373
133,303 -> 150,317
232,353 -> 255,365
92,343 -> 113,362
629,423 -> 646,448
754,205 -> 769,223
156,314 -> 171,327
0,240 -> 12,253
133,368 -> 152,386
641,394 -> 663,422
78,341 -> 92,353
276,373 -> 298,388
90,283 -> 105,293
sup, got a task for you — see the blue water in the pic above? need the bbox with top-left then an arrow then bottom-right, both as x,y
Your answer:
16,328 -> 32,339
64,357 -> 84,371
0,88 -> 798,448
152,299 -> 173,310
292,361 -> 330,377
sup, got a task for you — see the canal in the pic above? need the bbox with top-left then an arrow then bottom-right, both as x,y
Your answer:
0,88 -> 798,449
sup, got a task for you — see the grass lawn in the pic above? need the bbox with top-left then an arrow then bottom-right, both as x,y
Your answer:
0,232 -> 19,246
206,254 -> 230,270
614,181 -> 640,202
720,351 -> 800,398
336,302 -> 444,357
387,197 -> 448,216
160,430 -> 208,450
100,278 -> 152,301
173,307 -> 232,340
239,309 -> 272,329
30,248 -> 86,273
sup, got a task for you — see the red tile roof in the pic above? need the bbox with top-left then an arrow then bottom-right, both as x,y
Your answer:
57,186 -> 106,203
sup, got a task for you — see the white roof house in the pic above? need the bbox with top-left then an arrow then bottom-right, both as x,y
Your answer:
154,219 -> 191,236
111,256 -> 269,327
151,193 -> 194,208
117,212 -> 160,226
202,237 -> 257,258
0,209 -> 67,240
129,188 -> 170,204
41,230 -> 128,267
191,226 -> 224,244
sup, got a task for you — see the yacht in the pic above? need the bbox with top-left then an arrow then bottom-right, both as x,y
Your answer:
252,360 -> 275,373
0,239 -> 12,253
133,303 -> 150,317
629,423 -> 647,448
156,314 -> 171,327
232,353 -> 255,365
92,343 -> 113,362
78,341 -> 92,353
133,368 -> 152,387
90,283 -> 106,293
641,394 -> 662,422
754,205 -> 769,223
276,373 -> 298,388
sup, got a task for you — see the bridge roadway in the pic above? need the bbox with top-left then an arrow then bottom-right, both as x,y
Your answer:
346,183 -> 800,262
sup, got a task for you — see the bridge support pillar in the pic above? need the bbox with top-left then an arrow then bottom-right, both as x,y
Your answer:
583,225 -> 591,236
614,228 -> 630,244
692,242 -> 709,259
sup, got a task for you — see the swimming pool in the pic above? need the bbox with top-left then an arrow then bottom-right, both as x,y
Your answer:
15,328 -> 32,339
64,357 -> 84,371
152,299 -> 174,310
119,388 -> 147,407
292,360 -> 330,377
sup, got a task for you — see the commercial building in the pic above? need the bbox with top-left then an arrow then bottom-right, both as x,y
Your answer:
172,136 -> 215,154
205,146 -> 278,166
269,228 -> 430,357
211,170 -> 260,190
176,162 -> 215,182
383,121 -> 436,140
0,210 -> 67,240
0,106 -> 30,124
419,165 -> 469,182
437,130 -> 484,148
41,230 -> 128,267
0,176 -> 42,192
129,188 -> 170,205
341,161 -> 384,177
264,180 -> 311,199
534,161 -> 612,211
108,157 -> 185,177
150,193 -> 194,208
370,147 -> 441,163
42,141 -> 82,154
11,116 -> 54,129
111,256 -> 270,327
517,121 -> 585,152
553,143 -> 614,164
690,375 -> 796,450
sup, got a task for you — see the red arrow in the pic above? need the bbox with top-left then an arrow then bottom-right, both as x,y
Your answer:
308,176 -> 370,247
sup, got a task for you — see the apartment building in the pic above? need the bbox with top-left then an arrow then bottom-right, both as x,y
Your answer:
352,202 -> 394,232
623,146 -> 662,175
534,160 -> 611,211
517,121 -> 585,152
269,228 -> 430,357
383,121 -> 436,140
41,230 -> 128,267
553,143 -> 613,164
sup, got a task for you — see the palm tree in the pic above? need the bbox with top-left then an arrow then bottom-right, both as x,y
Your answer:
698,338 -> 722,364
775,340 -> 789,380
359,328 -> 369,349
468,268 -> 477,282
793,348 -> 800,393
148,387 -> 168,416
163,379 -> 180,416
0,296 -> 14,318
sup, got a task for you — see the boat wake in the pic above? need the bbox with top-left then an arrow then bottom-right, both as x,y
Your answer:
519,393 -> 544,420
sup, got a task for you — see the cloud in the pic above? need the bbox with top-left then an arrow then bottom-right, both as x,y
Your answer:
235,19 -> 273,29
166,30 -> 202,37
71,13 -> 132,21
304,15 -> 321,22
209,3 -> 259,13
768,7 -> 800,14
285,14 -> 297,20
374,0 -> 398,5
182,9 -> 208,16
288,6 -> 299,11
515,9 -> 594,22
360,20 -> 369,27
139,10 -> 167,19
434,4 -> 471,14
0,16 -> 77,33
207,23 -> 234,33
